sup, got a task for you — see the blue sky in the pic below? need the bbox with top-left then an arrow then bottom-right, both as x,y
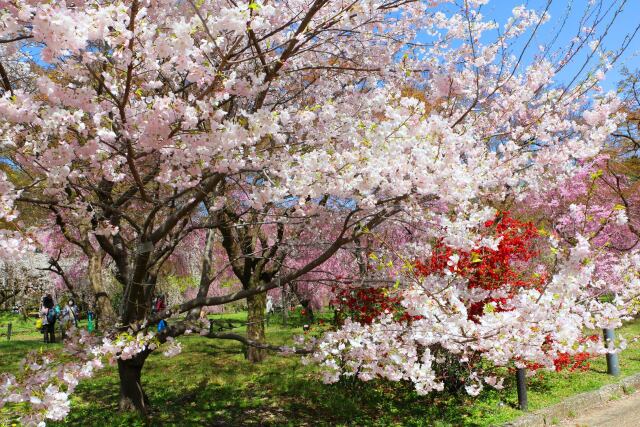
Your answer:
468,0 -> 640,91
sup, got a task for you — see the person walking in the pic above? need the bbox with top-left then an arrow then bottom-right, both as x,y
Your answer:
87,308 -> 96,333
40,294 -> 56,344
60,298 -> 80,340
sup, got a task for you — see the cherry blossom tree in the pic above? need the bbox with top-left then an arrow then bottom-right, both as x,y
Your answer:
1,0 -> 640,424
522,70 -> 640,293
0,251 -> 52,311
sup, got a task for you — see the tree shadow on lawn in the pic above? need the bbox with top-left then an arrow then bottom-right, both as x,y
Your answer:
141,379 -> 474,426
50,371 -> 327,426
48,340 -> 478,427
3,336 -> 501,426
0,329 -> 504,426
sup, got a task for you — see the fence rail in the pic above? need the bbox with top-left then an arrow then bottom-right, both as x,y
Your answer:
0,323 -> 38,340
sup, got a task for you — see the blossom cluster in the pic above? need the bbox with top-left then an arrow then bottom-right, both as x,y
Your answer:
309,219 -> 640,395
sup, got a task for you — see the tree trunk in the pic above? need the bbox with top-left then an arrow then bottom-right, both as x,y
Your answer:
88,254 -> 117,327
246,292 -> 267,363
115,249 -> 154,414
188,229 -> 216,320
141,273 -> 157,316
117,352 -> 150,415
120,250 -> 153,325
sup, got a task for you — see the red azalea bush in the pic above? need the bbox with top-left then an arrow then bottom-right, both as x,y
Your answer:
414,212 -> 595,373
524,334 -> 599,373
333,212 -> 595,373
331,285 -> 424,325
415,212 -> 545,321
332,212 -> 542,325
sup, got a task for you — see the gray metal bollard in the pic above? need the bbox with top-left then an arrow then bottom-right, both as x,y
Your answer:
603,328 -> 620,376
516,368 -> 528,411
7,323 -> 11,341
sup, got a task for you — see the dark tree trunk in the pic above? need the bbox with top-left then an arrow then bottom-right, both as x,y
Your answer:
120,249 -> 153,325
141,273 -> 158,316
117,259 -> 154,415
117,352 -> 150,414
88,254 -> 117,327
188,229 -> 216,320
246,292 -> 267,363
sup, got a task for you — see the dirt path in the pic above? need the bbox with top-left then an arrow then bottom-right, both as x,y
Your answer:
560,390 -> 640,426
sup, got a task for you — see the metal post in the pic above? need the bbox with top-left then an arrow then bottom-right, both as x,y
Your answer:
6,323 -> 11,341
603,328 -> 620,376
516,368 -> 528,411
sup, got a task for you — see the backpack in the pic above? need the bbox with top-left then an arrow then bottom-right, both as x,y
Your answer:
46,308 -> 56,324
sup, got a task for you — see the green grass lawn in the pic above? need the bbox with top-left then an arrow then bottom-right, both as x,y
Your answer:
0,311 -> 41,341
2,311 -> 640,426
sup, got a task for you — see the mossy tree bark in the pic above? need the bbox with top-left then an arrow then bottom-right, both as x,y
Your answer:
246,292 -> 267,362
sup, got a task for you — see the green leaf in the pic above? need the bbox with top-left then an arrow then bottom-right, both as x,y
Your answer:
248,2 -> 261,10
